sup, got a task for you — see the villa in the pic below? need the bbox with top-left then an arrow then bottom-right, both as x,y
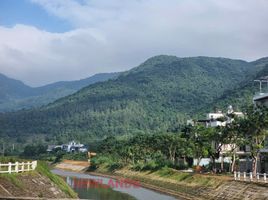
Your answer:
47,141 -> 88,153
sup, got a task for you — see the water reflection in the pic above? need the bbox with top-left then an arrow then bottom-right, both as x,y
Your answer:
52,169 -> 177,200
66,176 -> 136,200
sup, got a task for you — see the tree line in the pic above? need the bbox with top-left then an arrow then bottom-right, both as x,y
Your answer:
92,105 -> 268,176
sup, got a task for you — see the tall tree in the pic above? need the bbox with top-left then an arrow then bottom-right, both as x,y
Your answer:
239,105 -> 268,176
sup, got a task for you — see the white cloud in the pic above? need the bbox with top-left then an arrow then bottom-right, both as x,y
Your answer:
0,0 -> 268,86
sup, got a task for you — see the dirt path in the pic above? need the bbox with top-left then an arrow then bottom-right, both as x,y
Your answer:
55,160 -> 89,172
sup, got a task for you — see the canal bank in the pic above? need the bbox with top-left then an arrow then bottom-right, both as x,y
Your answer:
87,167 -> 268,200
0,161 -> 77,199
53,160 -> 268,199
86,171 -> 194,200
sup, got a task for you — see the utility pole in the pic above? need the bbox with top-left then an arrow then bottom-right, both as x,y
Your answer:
254,77 -> 268,94
254,80 -> 262,93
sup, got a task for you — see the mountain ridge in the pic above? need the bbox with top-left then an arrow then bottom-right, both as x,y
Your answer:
0,55 -> 268,144
0,72 -> 119,112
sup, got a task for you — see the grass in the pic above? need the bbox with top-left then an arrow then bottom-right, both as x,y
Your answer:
93,160 -> 223,188
0,173 -> 24,189
0,156 -> 29,190
92,162 -> 225,195
0,157 -> 77,198
36,161 -> 78,198
151,166 -> 223,187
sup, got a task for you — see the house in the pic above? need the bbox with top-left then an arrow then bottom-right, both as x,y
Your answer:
253,76 -> 268,106
192,106 -> 246,168
47,145 -> 62,152
196,105 -> 243,128
191,77 -> 268,172
62,141 -> 88,153
47,141 -> 88,153
253,77 -> 268,172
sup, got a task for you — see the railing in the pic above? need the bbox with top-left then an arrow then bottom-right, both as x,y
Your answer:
0,161 -> 37,174
234,171 -> 267,183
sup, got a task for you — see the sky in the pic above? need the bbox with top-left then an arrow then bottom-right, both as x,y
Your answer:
0,0 -> 268,86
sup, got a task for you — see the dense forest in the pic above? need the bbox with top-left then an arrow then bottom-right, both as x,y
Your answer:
1,55 -> 268,146
21,105 -> 268,176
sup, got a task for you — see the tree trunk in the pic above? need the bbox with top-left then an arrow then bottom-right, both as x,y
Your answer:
231,153 -> 236,172
183,156 -> 187,165
211,156 -> 216,173
252,152 -> 259,177
197,156 -> 202,167
168,147 -> 175,164
221,155 -> 224,172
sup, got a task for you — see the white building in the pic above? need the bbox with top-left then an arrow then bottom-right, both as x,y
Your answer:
47,141 -> 88,153
197,105 -> 243,128
253,77 -> 268,172
193,106 -> 246,168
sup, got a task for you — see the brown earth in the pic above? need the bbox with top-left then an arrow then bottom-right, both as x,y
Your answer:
54,160 -> 89,172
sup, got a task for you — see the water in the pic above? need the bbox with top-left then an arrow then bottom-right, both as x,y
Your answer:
52,169 -> 178,200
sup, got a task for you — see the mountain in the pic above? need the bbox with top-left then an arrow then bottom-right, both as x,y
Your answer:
0,55 -> 268,143
0,72 -> 119,112
0,73 -> 33,101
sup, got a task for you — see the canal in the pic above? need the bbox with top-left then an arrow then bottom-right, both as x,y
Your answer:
52,169 -> 178,200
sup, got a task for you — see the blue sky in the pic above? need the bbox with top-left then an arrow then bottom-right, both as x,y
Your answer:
0,0 -> 268,86
0,0 -> 71,32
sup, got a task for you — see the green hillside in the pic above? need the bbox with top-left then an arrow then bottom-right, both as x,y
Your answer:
0,55 -> 267,144
0,72 -> 119,112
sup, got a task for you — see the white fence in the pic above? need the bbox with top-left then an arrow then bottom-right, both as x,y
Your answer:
234,171 -> 267,183
0,161 -> 37,174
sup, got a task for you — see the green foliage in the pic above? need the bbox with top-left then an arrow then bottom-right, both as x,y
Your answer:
21,144 -> 47,158
90,155 -> 123,172
91,133 -> 195,171
0,156 -> 19,163
0,72 -> 119,112
1,56 -> 267,145
0,56 -> 262,141
0,173 -> 23,189
91,104 -> 268,174
62,152 -> 88,161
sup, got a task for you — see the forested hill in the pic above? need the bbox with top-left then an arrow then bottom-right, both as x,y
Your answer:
0,72 -> 119,112
0,55 -> 268,143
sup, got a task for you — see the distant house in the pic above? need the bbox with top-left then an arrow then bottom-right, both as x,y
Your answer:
47,141 -> 88,153
62,141 -> 88,153
191,105 -> 246,168
196,105 -> 243,128
47,145 -> 62,152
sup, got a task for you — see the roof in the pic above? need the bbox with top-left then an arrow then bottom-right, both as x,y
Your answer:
253,93 -> 268,101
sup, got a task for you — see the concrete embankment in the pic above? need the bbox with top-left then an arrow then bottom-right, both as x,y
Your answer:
54,160 -> 268,199
0,161 -> 78,199
89,168 -> 268,200
0,172 -> 74,199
